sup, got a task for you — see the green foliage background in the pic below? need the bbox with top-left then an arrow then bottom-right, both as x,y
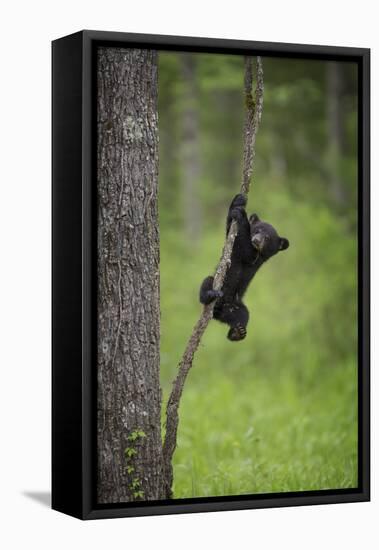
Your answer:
158,52 -> 358,498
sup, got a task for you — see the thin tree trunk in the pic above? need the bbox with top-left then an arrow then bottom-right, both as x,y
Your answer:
97,47 -> 164,503
181,53 -> 202,242
163,57 -> 264,498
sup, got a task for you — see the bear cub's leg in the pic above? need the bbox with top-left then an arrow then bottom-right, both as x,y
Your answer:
199,276 -> 223,305
213,301 -> 249,341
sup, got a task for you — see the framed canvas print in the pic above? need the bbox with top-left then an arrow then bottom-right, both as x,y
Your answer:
52,30 -> 370,520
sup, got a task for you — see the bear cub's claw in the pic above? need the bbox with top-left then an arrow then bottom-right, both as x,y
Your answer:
227,324 -> 247,341
207,289 -> 223,300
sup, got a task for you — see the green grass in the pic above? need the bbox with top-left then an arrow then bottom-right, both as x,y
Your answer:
160,189 -> 358,498
167,363 -> 357,498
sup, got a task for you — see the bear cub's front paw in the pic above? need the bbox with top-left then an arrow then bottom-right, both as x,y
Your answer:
230,207 -> 244,221
231,193 -> 247,208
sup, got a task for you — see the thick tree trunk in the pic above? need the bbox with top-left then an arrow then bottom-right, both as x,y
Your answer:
97,47 -> 164,503
180,53 -> 202,242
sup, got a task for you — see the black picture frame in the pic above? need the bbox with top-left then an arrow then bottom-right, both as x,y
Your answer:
52,30 -> 370,520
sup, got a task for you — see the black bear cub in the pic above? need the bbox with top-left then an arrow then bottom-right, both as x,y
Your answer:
199,194 -> 289,341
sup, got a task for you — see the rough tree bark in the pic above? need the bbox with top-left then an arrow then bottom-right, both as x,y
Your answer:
97,47 -> 165,503
162,57 -> 264,498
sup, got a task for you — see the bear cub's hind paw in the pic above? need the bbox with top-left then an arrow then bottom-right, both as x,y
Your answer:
207,289 -> 223,301
227,324 -> 247,341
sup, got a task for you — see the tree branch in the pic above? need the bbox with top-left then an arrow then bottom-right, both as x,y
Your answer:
162,56 -> 264,497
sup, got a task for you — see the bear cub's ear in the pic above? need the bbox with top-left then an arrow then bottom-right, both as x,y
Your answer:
249,213 -> 260,224
278,237 -> 289,251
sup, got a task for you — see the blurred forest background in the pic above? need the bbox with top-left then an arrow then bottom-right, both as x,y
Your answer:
158,52 -> 358,498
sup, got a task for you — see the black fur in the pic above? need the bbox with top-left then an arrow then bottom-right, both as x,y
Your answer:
199,194 -> 289,341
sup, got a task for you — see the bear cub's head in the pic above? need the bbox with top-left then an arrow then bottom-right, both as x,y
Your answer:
249,213 -> 289,261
